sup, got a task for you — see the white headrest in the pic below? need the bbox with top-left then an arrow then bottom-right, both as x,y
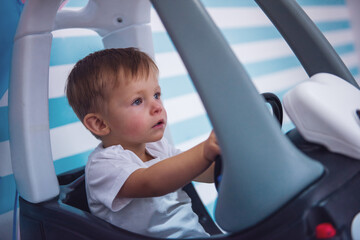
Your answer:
283,73 -> 360,159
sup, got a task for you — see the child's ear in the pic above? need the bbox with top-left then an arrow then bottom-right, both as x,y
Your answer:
83,113 -> 110,136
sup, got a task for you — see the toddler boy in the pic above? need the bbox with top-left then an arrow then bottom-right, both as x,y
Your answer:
66,48 -> 220,238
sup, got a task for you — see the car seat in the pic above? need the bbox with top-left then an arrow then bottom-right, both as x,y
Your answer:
19,166 -> 222,240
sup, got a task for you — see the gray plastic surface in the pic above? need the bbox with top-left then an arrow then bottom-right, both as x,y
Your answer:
256,0 -> 359,89
55,0 -> 155,57
9,0 -> 62,203
54,0 -> 151,37
102,25 -> 155,60
10,34 -> 60,203
14,0 -> 61,40
152,0 -> 324,232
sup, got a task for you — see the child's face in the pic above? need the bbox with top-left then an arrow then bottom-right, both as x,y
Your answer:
101,73 -> 167,149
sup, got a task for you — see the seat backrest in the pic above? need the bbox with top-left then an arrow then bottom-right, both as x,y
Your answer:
58,167 -> 90,213
60,174 -> 90,213
57,166 -> 222,235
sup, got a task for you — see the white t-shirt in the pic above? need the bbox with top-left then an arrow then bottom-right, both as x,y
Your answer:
85,138 -> 209,238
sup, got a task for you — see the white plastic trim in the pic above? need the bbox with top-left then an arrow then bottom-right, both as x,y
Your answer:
10,0 -> 155,203
284,73 -> 360,159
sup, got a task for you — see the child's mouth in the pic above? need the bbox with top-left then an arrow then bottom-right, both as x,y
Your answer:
152,120 -> 165,128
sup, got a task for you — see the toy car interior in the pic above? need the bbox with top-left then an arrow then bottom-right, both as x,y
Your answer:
9,0 -> 360,239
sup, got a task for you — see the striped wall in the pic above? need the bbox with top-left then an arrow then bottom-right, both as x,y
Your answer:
0,0 -> 359,239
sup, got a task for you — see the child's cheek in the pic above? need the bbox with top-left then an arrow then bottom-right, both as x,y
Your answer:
123,116 -> 146,136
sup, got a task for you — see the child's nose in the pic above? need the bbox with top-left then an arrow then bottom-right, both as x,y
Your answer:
151,101 -> 162,115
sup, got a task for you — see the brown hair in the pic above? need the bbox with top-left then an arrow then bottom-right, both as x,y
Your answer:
65,48 -> 158,123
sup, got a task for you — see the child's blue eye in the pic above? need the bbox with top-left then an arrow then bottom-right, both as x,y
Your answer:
154,92 -> 161,99
132,98 -> 142,106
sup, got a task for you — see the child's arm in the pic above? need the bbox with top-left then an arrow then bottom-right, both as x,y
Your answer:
118,131 -> 220,198
193,162 -> 215,183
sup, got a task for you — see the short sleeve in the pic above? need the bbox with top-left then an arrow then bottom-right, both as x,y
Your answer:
160,138 -> 182,157
167,141 -> 182,157
86,149 -> 143,212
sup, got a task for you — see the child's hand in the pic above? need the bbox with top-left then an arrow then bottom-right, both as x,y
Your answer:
203,131 -> 221,163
